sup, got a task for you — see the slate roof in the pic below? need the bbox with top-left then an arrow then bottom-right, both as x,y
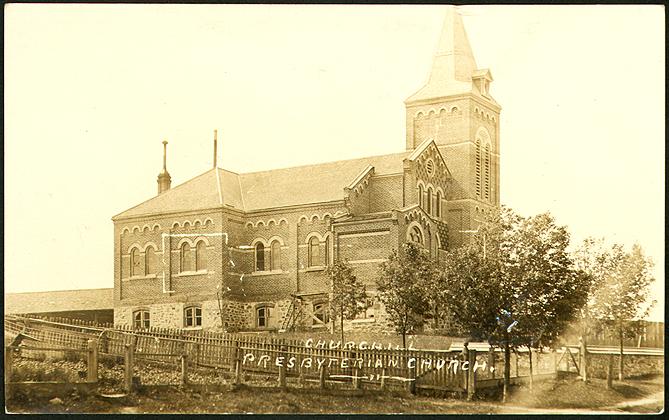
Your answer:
114,151 -> 410,219
5,288 -> 113,315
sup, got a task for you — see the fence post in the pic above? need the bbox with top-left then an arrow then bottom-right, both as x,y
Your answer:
606,354 -> 613,389
467,349 -> 476,400
488,346 -> 495,379
5,346 -> 13,383
124,343 -> 135,393
352,350 -> 361,390
553,349 -> 558,374
194,343 -> 200,366
234,341 -> 242,385
181,354 -> 189,385
380,367 -> 387,391
278,345 -> 287,389
461,343 -> 469,393
580,337 -> 588,382
408,361 -> 416,395
528,346 -> 534,391
87,339 -> 99,383
319,365 -> 326,390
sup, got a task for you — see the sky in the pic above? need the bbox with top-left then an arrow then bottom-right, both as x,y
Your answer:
4,5 -> 665,321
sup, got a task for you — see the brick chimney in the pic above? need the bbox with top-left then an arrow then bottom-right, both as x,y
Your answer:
157,140 -> 172,194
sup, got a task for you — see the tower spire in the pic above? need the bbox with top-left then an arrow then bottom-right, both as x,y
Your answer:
405,6 -> 482,103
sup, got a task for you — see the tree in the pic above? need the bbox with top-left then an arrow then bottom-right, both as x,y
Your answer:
582,242 -> 656,380
377,242 -> 433,348
437,207 -> 590,401
326,260 -> 369,343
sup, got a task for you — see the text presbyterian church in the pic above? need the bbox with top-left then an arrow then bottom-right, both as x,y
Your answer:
112,7 -> 500,333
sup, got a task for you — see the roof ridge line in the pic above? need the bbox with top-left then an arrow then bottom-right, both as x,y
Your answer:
237,150 -> 409,176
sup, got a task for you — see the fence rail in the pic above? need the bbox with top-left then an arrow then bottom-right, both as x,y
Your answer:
5,314 -> 559,396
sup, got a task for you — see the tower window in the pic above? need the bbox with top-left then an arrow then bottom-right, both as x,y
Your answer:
436,191 -> 442,218
418,184 -> 423,208
484,144 -> 491,201
475,139 -> 481,198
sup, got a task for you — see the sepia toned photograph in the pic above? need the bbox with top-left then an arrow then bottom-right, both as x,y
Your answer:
4,3 -> 665,415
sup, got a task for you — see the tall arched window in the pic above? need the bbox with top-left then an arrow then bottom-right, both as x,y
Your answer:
145,246 -> 156,275
475,139 -> 482,197
426,187 -> 433,215
270,240 -> 281,271
308,237 -> 320,267
255,243 -> 265,272
324,236 -> 330,266
130,248 -> 140,277
418,184 -> 423,208
484,144 -> 491,201
180,243 -> 193,272
436,191 -> 442,218
195,240 -> 206,271
409,226 -> 424,245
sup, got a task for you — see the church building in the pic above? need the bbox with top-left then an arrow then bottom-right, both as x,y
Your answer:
112,7 -> 500,333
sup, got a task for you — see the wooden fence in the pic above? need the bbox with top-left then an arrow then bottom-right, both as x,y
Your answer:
5,315 -> 558,397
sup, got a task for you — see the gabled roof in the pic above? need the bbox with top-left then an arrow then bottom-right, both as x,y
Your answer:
5,288 -> 113,315
407,139 -> 452,178
114,151 -> 410,219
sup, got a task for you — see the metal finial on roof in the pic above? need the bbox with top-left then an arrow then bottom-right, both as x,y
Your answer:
213,129 -> 218,169
162,140 -> 168,171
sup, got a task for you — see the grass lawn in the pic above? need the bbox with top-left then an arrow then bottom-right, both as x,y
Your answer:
7,374 -> 663,414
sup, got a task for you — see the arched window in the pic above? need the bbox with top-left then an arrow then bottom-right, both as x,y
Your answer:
184,305 -> 202,328
436,191 -> 442,218
308,237 -> 320,267
418,184 -> 423,208
255,243 -> 265,271
145,246 -> 157,275
133,310 -> 150,329
484,144 -> 491,201
180,243 -> 193,272
130,248 -> 140,277
409,226 -> 424,245
426,187 -> 433,215
475,139 -> 482,197
270,240 -> 281,271
195,241 -> 206,271
324,236 -> 330,266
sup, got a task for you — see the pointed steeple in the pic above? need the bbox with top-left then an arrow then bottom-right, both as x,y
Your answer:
406,6 -> 490,104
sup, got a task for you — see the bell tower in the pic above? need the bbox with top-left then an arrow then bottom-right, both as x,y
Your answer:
405,6 -> 500,246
